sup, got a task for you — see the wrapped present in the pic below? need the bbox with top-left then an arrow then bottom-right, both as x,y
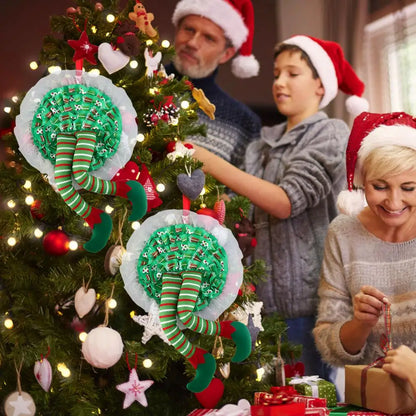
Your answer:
345,365 -> 416,414
292,395 -> 327,408
251,402 -> 306,416
347,412 -> 415,416
289,376 -> 337,407
305,407 -> 330,415
254,386 -> 298,405
186,410 -> 217,416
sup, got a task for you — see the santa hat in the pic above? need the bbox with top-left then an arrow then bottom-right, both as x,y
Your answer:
172,0 -> 259,78
337,111 -> 416,215
281,35 -> 369,116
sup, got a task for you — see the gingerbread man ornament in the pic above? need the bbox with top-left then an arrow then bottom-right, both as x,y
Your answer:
128,1 -> 157,38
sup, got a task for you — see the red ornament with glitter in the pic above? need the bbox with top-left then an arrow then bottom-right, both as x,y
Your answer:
43,230 -> 70,256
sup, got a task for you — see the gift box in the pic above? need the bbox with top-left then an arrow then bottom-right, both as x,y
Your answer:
289,376 -> 338,407
347,412 -> 415,416
251,402 -> 306,416
186,410 -> 216,416
305,407 -> 330,415
292,395 -> 327,408
345,365 -> 416,414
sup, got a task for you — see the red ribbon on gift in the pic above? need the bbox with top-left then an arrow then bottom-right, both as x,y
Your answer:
256,386 -> 298,406
360,303 -> 392,408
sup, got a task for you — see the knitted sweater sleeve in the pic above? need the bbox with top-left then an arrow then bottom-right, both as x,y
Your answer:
313,217 -> 367,366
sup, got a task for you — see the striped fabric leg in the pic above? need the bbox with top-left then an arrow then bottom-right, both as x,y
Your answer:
73,131 -> 147,221
159,272 -> 215,393
177,271 -> 219,336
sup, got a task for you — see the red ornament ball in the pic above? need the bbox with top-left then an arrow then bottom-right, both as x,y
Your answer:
43,230 -> 70,256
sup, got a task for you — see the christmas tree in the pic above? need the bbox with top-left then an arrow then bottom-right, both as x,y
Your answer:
0,1 -> 298,414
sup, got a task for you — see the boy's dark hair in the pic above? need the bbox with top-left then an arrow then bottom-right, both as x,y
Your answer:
274,43 -> 319,79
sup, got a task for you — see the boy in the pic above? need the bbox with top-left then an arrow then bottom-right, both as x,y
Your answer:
191,35 -> 368,377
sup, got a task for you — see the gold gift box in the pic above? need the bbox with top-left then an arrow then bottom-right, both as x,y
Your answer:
345,365 -> 416,414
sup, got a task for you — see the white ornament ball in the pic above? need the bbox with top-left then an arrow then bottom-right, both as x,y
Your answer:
4,391 -> 36,416
82,326 -> 123,368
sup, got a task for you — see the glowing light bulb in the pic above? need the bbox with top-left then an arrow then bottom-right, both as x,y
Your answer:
181,101 -> 190,109
7,237 -> 17,247
107,298 -> 117,309
161,40 -> 170,48
146,40 -> 153,46
143,359 -> 153,368
4,318 -> 14,329
156,183 -> 165,192
130,311 -> 136,318
130,60 -> 138,69
4,107 -> 11,114
7,200 -> 16,209
171,118 -> 179,126
12,96 -> 18,103
136,133 -> 145,142
256,367 -> 265,381
79,332 -> 87,342
89,68 -> 100,77
105,205 -> 114,214
91,25 -> 97,33
131,221 -> 140,230
23,180 -> 31,189
61,367 -> 71,378
106,14 -> 115,22
48,66 -> 62,74
69,240 -> 78,251
29,61 -> 38,70
34,228 -> 43,238
25,195 -> 34,206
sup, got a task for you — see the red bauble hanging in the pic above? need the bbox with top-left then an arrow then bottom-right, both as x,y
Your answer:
43,230 -> 70,256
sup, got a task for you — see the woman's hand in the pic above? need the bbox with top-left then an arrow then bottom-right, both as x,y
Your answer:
352,285 -> 389,328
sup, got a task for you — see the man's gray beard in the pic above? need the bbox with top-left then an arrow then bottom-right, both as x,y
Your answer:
173,55 -> 218,79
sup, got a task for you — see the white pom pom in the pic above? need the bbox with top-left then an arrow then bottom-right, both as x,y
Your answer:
231,55 -> 260,78
82,326 -> 123,368
337,189 -> 367,216
345,95 -> 369,117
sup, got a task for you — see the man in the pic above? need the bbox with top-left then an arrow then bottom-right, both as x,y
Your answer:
168,0 -> 262,167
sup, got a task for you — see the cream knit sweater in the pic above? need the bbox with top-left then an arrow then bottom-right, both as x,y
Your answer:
314,214 -> 416,366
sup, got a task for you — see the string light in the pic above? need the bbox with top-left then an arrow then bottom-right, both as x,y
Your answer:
131,221 -> 141,230
181,100 -> 190,109
4,107 -> 11,114
29,61 -> 38,70
256,366 -> 265,381
7,237 -> 17,247
34,228 -> 43,238
23,180 -> 31,189
161,40 -> 170,48
146,39 -> 153,46
57,363 -> 71,378
156,183 -> 165,193
25,195 -> 34,206
79,332 -> 87,342
136,133 -> 145,142
130,60 -> 138,69
7,200 -> 16,209
105,205 -> 114,214
91,25 -> 97,34
107,298 -> 117,309
89,68 -> 100,77
4,317 -> 14,329
130,311 -> 136,318
143,358 -> 153,368
106,14 -> 115,23
12,96 -> 18,103
69,240 -> 78,251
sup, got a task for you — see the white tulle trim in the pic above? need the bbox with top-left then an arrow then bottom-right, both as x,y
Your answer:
14,70 -> 137,187
120,209 -> 244,321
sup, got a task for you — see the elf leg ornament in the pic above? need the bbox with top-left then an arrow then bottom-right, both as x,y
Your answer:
72,131 -> 147,221
120,209 -> 247,393
14,70 -> 139,253
55,133 -> 112,253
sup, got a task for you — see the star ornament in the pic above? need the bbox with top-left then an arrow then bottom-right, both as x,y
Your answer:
68,31 -> 98,65
116,368 -> 154,408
